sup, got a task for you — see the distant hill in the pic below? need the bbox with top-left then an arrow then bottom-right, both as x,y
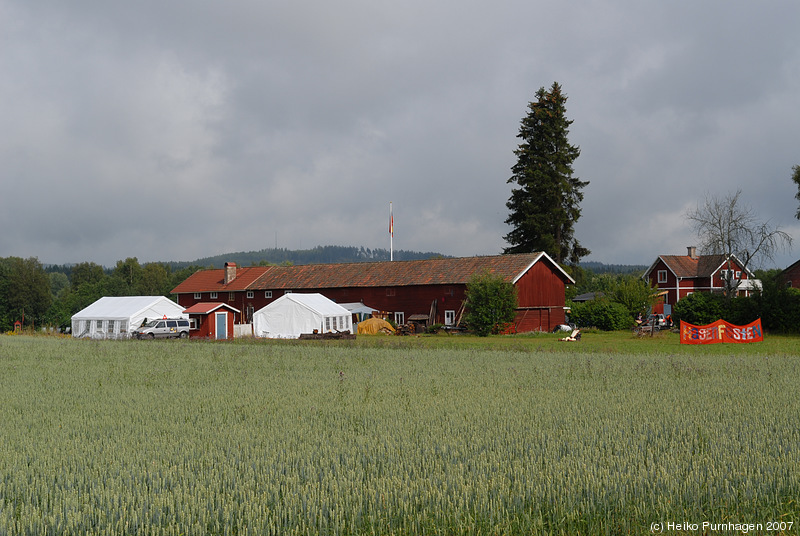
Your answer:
165,245 -> 452,270
580,261 -> 647,275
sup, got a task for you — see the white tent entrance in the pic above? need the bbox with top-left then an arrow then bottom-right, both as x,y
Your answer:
71,296 -> 187,339
252,293 -> 353,339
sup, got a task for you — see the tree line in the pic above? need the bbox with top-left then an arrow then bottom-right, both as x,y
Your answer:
0,257 -> 205,332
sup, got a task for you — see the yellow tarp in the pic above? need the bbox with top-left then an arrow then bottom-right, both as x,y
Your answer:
357,317 -> 395,335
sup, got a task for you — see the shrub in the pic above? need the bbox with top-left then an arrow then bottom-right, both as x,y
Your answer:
464,271 -> 518,337
671,292 -> 725,325
568,298 -> 632,331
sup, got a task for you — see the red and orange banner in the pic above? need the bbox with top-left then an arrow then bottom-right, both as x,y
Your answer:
680,319 -> 763,344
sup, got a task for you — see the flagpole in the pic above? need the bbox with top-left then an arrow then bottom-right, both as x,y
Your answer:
389,202 -> 393,262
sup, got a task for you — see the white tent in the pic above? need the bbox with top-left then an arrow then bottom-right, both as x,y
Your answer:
340,302 -> 378,322
253,293 -> 353,339
71,296 -> 187,339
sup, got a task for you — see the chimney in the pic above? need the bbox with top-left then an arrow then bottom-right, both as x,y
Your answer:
224,262 -> 237,284
687,246 -> 697,260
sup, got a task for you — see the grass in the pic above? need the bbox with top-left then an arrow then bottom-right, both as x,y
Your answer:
0,333 -> 798,534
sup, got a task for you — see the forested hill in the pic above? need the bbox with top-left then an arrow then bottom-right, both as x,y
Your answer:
165,245 -> 451,269
579,261 -> 648,275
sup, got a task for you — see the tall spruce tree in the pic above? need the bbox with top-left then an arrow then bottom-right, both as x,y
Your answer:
504,82 -> 589,265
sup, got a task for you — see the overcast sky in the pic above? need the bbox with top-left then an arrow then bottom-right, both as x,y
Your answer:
2,1 -> 799,269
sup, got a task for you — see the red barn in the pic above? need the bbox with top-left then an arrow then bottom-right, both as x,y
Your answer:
171,254 -> 574,333
643,247 -> 760,314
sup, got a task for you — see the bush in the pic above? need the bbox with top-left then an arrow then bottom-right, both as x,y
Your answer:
464,271 -> 518,337
568,299 -> 633,331
671,292 -> 725,326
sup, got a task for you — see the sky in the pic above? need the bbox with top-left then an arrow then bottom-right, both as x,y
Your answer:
2,1 -> 799,270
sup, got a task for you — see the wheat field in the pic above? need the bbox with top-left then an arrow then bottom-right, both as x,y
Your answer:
0,335 -> 797,535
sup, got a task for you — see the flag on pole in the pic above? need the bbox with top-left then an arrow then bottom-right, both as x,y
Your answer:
389,202 -> 393,237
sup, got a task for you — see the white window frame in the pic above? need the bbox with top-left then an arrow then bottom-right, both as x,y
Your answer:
444,310 -> 455,326
228,292 -> 235,301
657,270 -> 667,283
284,290 -> 293,295
265,291 -> 273,299
193,292 -> 202,300
210,292 -> 218,299
246,291 -> 254,299
394,312 -> 404,324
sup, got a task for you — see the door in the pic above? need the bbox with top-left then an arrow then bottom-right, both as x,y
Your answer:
215,312 -> 228,340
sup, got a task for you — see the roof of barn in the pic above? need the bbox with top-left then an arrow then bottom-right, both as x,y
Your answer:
171,253 -> 574,294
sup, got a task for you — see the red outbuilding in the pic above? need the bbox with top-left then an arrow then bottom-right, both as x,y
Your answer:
183,302 -> 240,340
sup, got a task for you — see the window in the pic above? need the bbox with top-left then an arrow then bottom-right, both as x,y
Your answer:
284,290 -> 293,295
229,292 -> 235,301
386,288 -> 396,296
394,312 -> 404,324
736,271 -> 742,279
265,291 -> 273,299
189,318 -> 198,330
194,293 -> 202,300
108,320 -> 116,333
445,310 -> 455,325
657,270 -> 667,283
720,269 -> 729,279
210,292 -> 218,299
96,320 -> 104,330
325,317 -> 331,331
246,291 -> 254,299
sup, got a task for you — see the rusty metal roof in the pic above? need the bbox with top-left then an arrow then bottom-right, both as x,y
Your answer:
659,254 -> 736,278
171,266 -> 271,294
172,253 -> 565,293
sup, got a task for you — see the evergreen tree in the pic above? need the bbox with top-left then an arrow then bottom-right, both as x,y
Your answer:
504,82 -> 589,265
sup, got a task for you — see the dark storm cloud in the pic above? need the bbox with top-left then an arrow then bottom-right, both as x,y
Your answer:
1,0 -> 798,268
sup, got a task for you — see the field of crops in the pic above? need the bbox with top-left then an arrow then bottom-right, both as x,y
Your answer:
0,334 -> 798,535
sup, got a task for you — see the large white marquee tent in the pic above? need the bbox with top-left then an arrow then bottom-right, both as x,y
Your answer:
253,293 -> 353,339
71,296 -> 187,339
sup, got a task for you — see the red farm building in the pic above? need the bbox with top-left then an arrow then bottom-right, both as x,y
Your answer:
183,302 -> 240,340
171,253 -> 575,333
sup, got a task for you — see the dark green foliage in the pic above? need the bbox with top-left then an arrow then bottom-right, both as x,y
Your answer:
0,257 -> 52,331
464,271 -> 518,337
671,292 -> 725,326
609,275 -> 659,320
568,298 -> 632,331
504,82 -> 589,265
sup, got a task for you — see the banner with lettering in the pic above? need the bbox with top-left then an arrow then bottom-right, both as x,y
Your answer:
680,319 -> 763,344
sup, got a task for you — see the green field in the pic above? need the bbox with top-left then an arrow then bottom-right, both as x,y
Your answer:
0,333 -> 798,535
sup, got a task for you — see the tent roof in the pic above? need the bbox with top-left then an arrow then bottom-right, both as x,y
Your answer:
339,302 -> 378,315
72,296 -> 182,320
260,293 -> 351,316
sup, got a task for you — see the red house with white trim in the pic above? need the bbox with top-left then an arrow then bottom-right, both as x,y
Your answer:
183,302 -> 240,340
171,253 -> 575,333
643,247 -> 760,314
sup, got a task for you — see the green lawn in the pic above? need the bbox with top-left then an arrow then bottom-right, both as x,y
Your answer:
0,334 -> 798,535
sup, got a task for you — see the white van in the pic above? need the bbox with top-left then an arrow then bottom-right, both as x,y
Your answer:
134,318 -> 190,339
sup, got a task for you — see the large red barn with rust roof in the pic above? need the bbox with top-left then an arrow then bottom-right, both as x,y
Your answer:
171,253 -> 574,333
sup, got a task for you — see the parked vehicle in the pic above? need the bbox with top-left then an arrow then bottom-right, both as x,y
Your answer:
647,314 -> 666,327
134,318 -> 190,339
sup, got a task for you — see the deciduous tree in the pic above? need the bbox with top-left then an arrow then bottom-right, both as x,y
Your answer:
464,271 -> 518,336
685,190 -> 792,297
